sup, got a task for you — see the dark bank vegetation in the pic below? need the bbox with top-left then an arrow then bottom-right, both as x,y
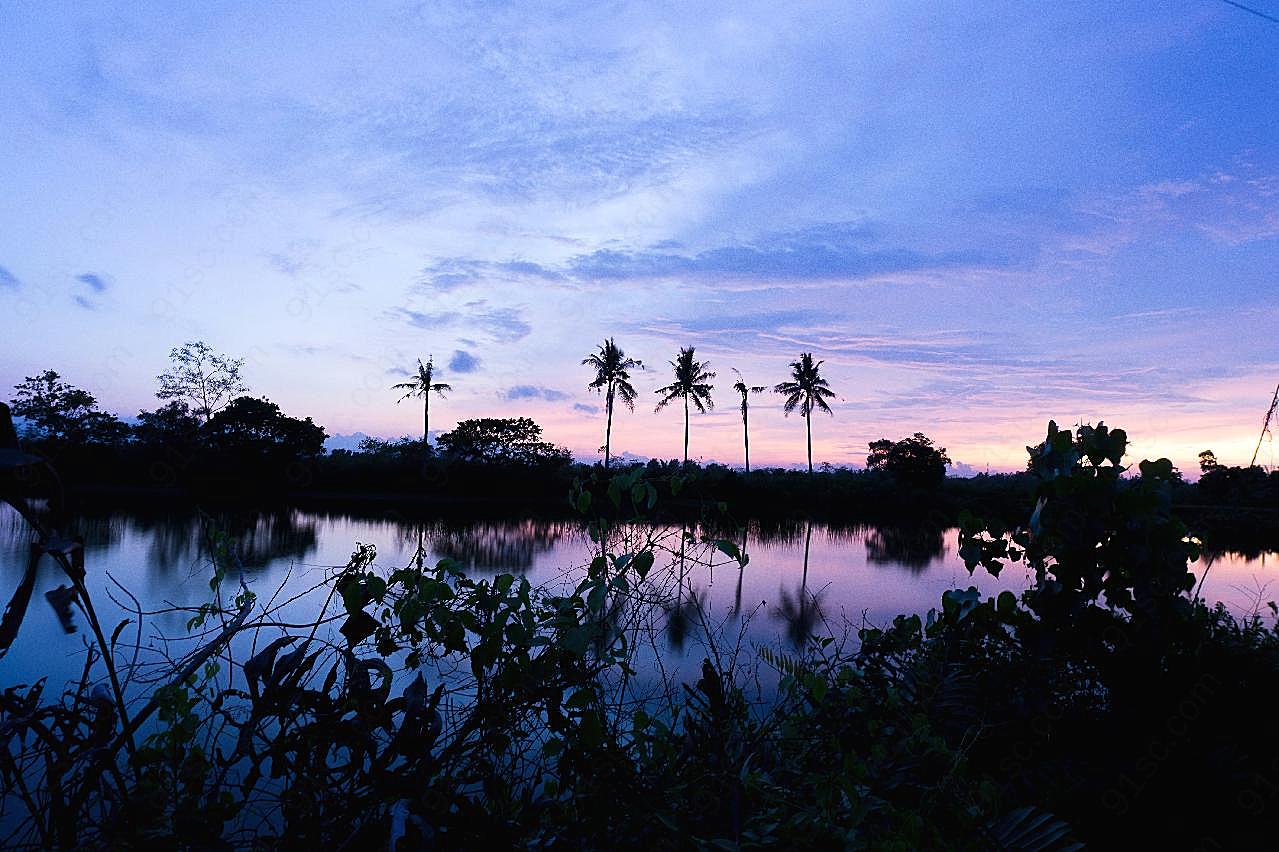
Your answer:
3,410 -> 1279,849
8,349 -> 1278,547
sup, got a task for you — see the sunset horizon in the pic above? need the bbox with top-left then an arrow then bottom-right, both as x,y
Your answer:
4,2 -> 1278,472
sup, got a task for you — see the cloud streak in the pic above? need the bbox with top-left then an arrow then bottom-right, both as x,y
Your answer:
503,385 -> 570,402
392,300 -> 532,343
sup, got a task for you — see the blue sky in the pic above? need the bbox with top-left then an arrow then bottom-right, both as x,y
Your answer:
2,1 -> 1277,471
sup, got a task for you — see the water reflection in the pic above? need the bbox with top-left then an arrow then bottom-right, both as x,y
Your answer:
222,511 -> 319,568
865,525 -> 947,573
419,519 -> 574,572
665,586 -> 707,652
2,504 -> 1275,694
771,523 -> 827,648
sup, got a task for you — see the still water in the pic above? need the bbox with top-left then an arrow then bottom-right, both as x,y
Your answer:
2,504 -> 1276,693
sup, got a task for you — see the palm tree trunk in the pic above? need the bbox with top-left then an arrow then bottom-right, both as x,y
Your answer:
423,394 -> 430,446
604,384 -> 615,468
743,407 -> 750,473
806,410 -> 813,474
801,521 -> 812,620
683,395 -> 689,465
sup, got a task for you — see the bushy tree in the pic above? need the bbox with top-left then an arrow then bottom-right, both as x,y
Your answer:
867,432 -> 951,487
205,396 -> 325,460
437,417 -> 570,465
133,401 -> 202,447
9,370 -> 126,445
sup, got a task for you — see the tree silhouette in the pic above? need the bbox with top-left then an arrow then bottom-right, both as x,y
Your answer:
867,432 -> 951,488
10,370 -> 127,445
582,338 -> 642,468
156,341 -> 247,424
436,417 -> 570,465
732,369 -> 766,473
773,522 -> 826,647
392,356 -> 452,446
773,352 -> 836,474
654,346 -> 715,465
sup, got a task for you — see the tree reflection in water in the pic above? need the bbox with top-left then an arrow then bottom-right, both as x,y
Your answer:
221,511 -> 320,568
422,519 -> 573,572
665,585 -> 707,652
772,522 -> 827,648
864,525 -> 946,574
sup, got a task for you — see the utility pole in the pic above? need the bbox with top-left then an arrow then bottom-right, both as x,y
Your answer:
1249,383 -> 1279,468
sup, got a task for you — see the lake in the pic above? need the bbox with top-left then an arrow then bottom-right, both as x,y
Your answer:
2,503 -> 1277,694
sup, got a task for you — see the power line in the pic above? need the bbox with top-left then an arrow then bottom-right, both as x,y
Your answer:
1220,0 -> 1279,26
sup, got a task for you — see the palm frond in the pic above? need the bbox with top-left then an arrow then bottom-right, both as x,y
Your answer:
615,379 -> 638,410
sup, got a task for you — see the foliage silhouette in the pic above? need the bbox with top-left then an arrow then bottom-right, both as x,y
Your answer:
582,338 -> 642,469
156,341 -> 247,424
10,370 -> 127,446
206,396 -> 326,462
653,346 -> 715,465
773,352 -> 835,474
867,432 -> 952,488
436,417 -> 571,466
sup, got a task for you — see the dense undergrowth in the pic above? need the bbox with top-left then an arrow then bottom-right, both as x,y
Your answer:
2,419 -> 1279,848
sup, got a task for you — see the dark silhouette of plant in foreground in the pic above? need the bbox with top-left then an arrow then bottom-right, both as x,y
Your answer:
582,338 -> 642,468
773,352 -> 835,474
732,369 -> 766,473
393,356 -> 451,446
654,346 -> 715,465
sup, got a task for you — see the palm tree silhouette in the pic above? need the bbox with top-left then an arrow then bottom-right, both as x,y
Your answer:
392,356 -> 452,446
654,346 -> 715,465
582,338 -> 642,468
732,369 -> 767,473
773,352 -> 835,474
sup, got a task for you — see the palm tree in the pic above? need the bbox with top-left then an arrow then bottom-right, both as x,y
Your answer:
392,356 -> 452,446
654,347 -> 716,465
732,369 -> 767,473
773,352 -> 836,474
582,338 -> 642,468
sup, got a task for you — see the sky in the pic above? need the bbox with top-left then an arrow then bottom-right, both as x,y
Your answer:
2,1 -> 1278,473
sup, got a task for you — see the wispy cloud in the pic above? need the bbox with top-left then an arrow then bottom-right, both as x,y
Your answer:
392,300 -> 531,343
411,222 -> 1008,293
76,273 -> 108,293
503,385 -> 569,402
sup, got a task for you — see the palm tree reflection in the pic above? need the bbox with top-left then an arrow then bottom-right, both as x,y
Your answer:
773,522 -> 826,648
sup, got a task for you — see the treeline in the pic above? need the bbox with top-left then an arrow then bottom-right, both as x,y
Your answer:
6,343 -> 1278,537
